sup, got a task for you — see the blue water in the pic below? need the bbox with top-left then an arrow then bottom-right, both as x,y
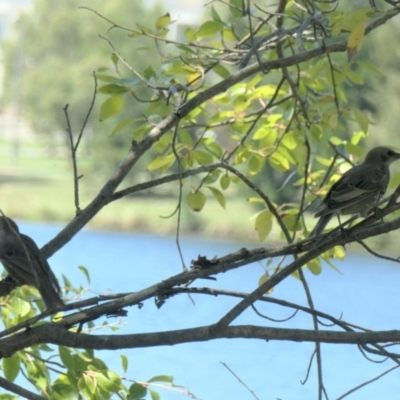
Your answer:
11,222 -> 400,399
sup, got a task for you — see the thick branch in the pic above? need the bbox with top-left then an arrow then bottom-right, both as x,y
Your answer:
1,323 -> 400,357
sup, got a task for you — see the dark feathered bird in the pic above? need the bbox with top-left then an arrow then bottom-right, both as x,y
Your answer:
0,217 -> 63,310
311,147 -> 400,236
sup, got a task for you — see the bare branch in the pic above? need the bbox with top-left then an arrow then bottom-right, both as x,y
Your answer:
221,362 -> 261,400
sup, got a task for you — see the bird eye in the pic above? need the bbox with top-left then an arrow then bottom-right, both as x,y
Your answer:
387,150 -> 394,156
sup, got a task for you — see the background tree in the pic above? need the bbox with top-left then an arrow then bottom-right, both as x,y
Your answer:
1,0 -> 400,399
1,0 -> 162,181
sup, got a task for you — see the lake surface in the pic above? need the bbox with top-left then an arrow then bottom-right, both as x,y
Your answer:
11,222 -> 400,399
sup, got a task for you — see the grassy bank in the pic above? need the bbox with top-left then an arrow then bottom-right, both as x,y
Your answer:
0,137 -> 271,242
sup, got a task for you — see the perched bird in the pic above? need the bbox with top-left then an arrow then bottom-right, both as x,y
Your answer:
0,217 -> 63,310
311,147 -> 400,236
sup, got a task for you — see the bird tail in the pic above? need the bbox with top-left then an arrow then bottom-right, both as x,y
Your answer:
37,259 -> 64,310
310,214 -> 333,237
37,281 -> 64,310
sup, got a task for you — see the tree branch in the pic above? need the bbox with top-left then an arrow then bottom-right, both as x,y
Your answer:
1,323 -> 400,358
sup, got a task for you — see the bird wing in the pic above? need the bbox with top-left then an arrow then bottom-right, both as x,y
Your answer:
0,236 -> 38,286
0,232 -> 63,309
0,233 -> 60,293
19,234 -> 61,294
315,163 -> 388,216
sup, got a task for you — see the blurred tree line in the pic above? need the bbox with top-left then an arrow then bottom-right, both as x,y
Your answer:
0,0 -> 163,185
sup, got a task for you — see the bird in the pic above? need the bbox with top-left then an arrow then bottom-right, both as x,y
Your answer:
0,217 -> 64,310
311,146 -> 400,236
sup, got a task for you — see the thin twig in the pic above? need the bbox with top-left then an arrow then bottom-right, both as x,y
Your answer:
336,365 -> 400,400
220,362 -> 260,400
171,123 -> 187,271
63,73 -> 97,215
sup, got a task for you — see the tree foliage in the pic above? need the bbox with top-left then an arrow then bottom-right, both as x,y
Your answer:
2,0 -> 400,399
1,0 -> 162,178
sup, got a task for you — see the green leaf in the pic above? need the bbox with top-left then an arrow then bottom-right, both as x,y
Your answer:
341,8 -> 373,31
206,186 -> 226,208
346,70 -> 364,85
323,257 -> 342,273
248,155 -> 263,175
309,125 -> 323,141
187,191 -> 206,212
62,274 -> 72,291
9,297 -> 30,317
212,64 -> 230,79
112,118 -> 139,136
3,354 -> 20,382
282,214 -> 301,231
96,74 -> 117,82
120,355 -> 128,373
258,273 -> 268,287
111,53 -> 118,67
204,142 -> 222,159
53,381 -> 78,399
99,95 -> 124,122
197,21 -> 224,38
96,372 -> 120,393
148,375 -> 174,383
179,130 -> 193,146
137,23 -> 154,35
258,273 -> 273,293
330,136 -> 344,146
333,245 -> 346,261
307,259 -> 322,275
269,152 -> 290,172
150,389 -> 161,400
356,60 -> 384,76
143,65 -> 156,79
255,210 -> 273,242
315,156 -> 334,167
184,27 -> 197,41
352,108 -> 369,133
78,375 -> 97,398
147,155 -> 175,171
155,13 -> 171,29
203,169 -> 221,184
233,94 -> 251,111
59,347 -> 75,371
27,361 -> 47,390
223,28 -> 236,41
210,6 -> 223,22
194,150 -> 214,165
350,131 -> 366,145
281,131 -> 297,150
220,175 -> 230,190
98,84 -> 128,94
128,383 -> 147,399
253,126 -> 271,140
229,0 -> 243,17
78,266 -> 91,284
347,23 -> 365,62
